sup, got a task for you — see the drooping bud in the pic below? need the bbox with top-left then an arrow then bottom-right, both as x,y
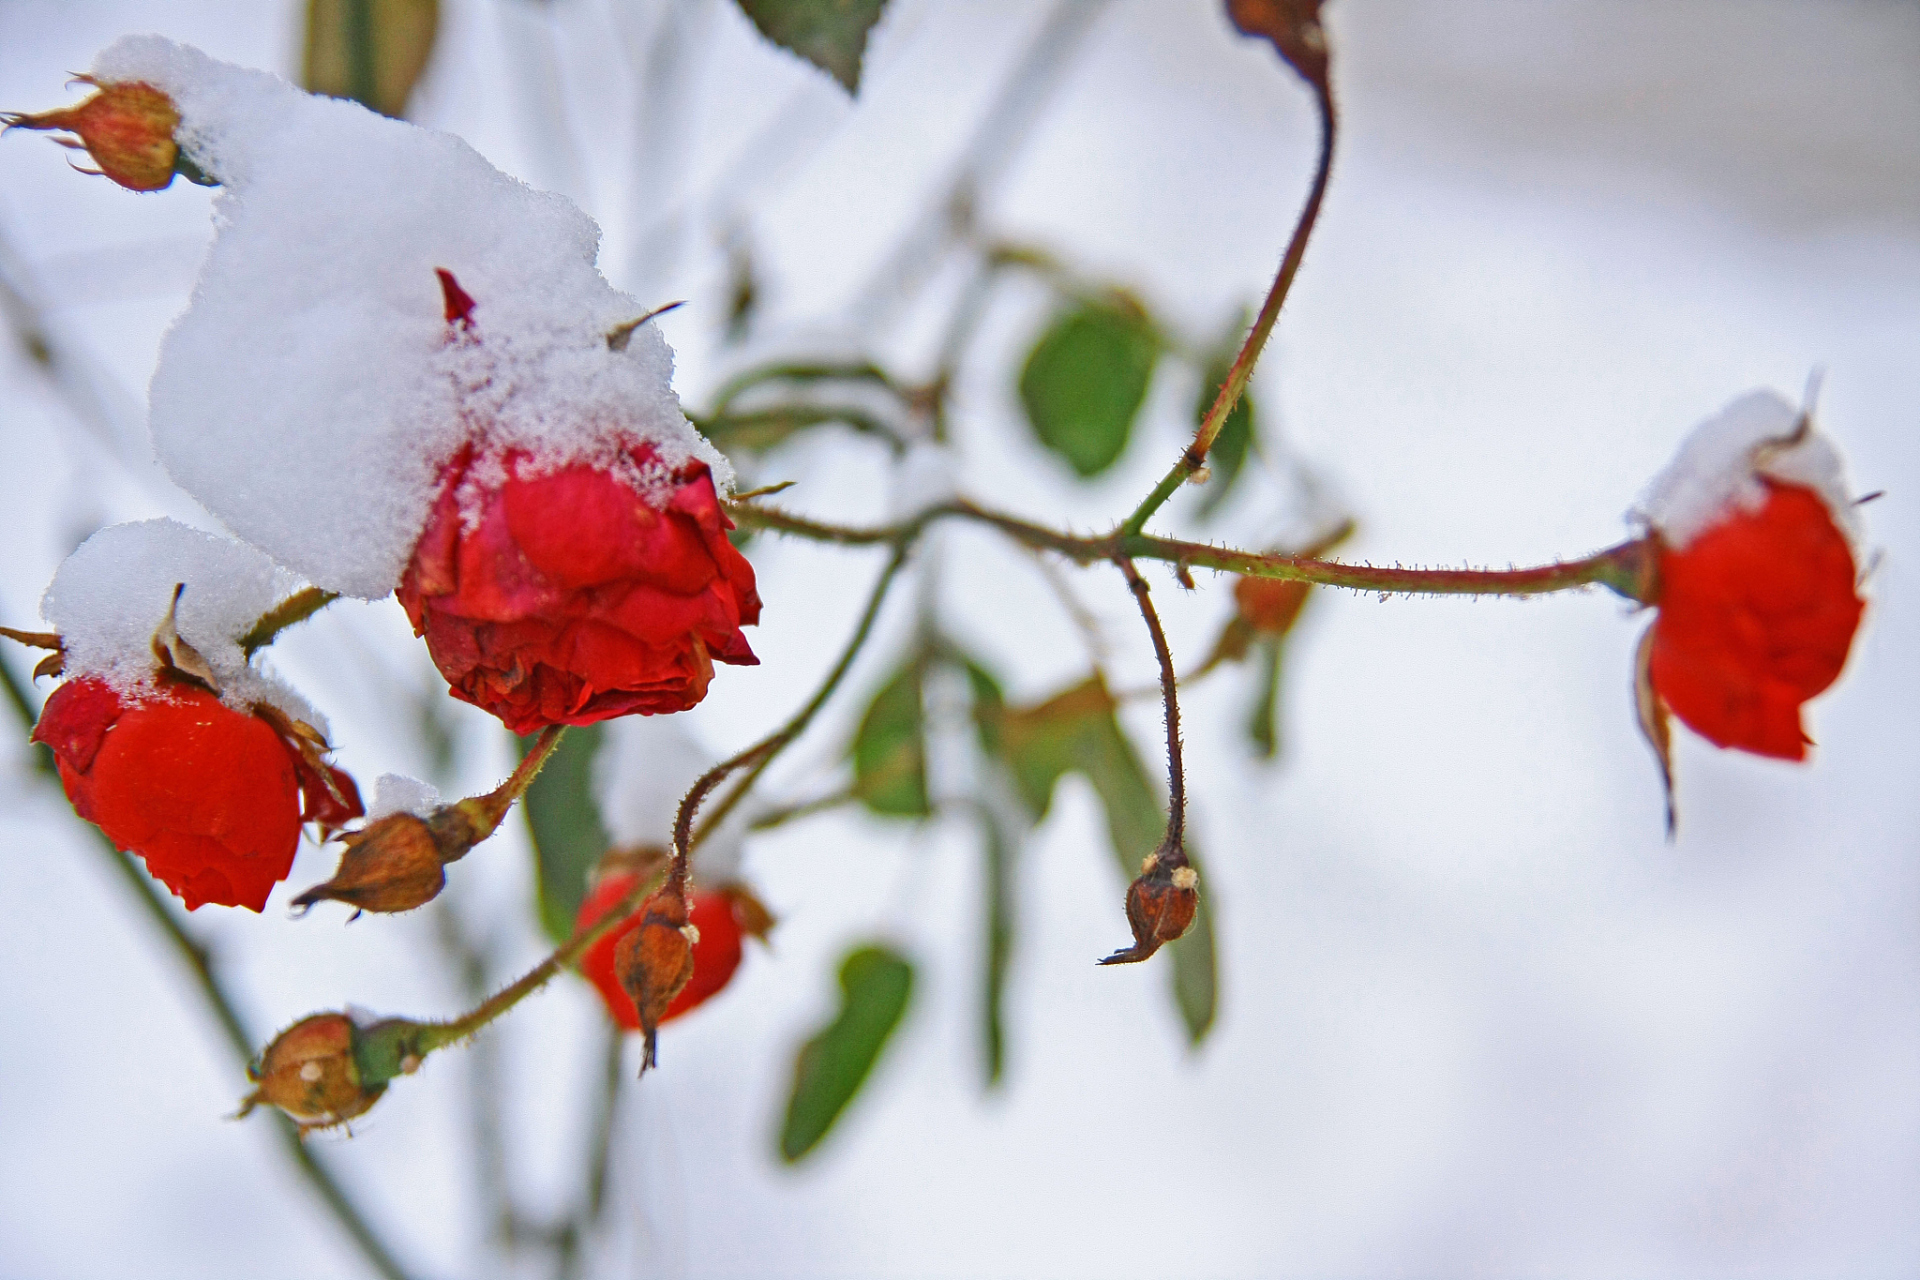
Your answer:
1098,842 -> 1200,966
613,887 -> 698,1071
291,797 -> 497,916
238,1013 -> 384,1133
3,78 -> 189,192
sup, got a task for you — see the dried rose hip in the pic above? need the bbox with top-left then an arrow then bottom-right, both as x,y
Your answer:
32,676 -> 359,911
576,872 -> 749,1033
3,77 -> 184,191
1649,480 -> 1864,760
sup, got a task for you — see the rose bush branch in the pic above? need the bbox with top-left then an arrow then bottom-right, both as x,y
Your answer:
727,498 -> 1656,604
1120,34 -> 1336,537
284,547 -> 911,1085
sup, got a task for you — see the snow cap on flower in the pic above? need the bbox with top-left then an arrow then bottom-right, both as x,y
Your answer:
41,518 -> 317,725
92,37 -> 730,599
367,773 -> 441,820
1633,384 -> 1859,550
1632,385 -> 1867,769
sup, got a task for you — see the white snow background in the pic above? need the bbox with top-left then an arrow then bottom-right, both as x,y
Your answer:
0,2 -> 1916,1277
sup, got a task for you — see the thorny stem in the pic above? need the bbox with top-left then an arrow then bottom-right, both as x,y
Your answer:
412,548 -> 911,1060
727,498 -> 1656,604
240,586 -> 339,655
1120,78 -> 1338,538
464,723 -> 567,835
0,651 -> 420,1280
684,544 -> 914,860
1116,558 -> 1188,863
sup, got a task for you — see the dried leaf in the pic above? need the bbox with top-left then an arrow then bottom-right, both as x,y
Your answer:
303,0 -> 439,119
1633,622 -> 1677,837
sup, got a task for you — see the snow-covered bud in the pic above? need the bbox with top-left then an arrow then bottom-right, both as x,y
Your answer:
3,78 -> 187,191
395,274 -> 762,735
1635,389 -> 1866,761
238,1014 -> 384,1132
31,521 -> 364,912
1098,843 -> 1199,966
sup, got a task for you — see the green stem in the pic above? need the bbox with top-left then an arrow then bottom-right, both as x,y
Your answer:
1120,78 -> 1337,537
726,498 -> 1655,603
240,586 -> 340,655
0,651 -> 418,1280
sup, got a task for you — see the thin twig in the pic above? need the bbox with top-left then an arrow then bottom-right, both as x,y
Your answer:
726,497 -> 1655,602
1120,77 -> 1339,536
1116,558 -> 1187,859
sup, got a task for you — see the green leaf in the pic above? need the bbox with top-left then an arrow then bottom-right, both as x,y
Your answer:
1193,355 -> 1256,520
1247,635 -> 1285,759
1018,301 -> 1160,479
517,724 -> 611,945
978,795 -> 1019,1087
734,0 -> 891,94
779,944 -> 914,1162
302,0 -> 439,119
851,657 -> 929,817
988,677 -> 1217,1045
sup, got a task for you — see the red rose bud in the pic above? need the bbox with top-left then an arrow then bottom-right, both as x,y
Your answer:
1649,481 -> 1864,761
579,867 -> 761,1045
1098,844 -> 1199,966
237,1013 -> 386,1133
1234,576 -> 1311,635
398,442 -> 761,735
3,78 -> 184,192
32,676 -> 362,912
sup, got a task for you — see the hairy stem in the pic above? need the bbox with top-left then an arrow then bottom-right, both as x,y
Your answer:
726,498 -> 1655,603
1116,558 -> 1188,862
1121,77 -> 1337,537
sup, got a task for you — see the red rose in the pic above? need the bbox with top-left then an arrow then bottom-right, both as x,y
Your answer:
397,443 -> 761,735
32,677 -> 362,911
576,872 -> 746,1030
1649,480 -> 1864,760
3,78 -> 182,192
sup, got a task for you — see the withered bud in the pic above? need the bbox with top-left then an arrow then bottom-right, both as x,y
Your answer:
291,799 -> 493,916
237,1013 -> 384,1133
3,78 -> 185,192
1225,0 -> 1330,91
613,887 -> 698,1072
1098,844 -> 1200,966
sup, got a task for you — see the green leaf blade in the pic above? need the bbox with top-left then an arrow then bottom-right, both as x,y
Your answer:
1018,303 -> 1160,479
517,724 -> 612,945
779,944 -> 914,1162
735,0 -> 891,94
851,659 -> 930,817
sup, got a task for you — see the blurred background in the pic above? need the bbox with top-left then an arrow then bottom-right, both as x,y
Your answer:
1,1 -> 1916,1276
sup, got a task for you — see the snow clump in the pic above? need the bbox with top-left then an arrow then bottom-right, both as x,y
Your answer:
93,36 -> 729,599
40,518 -> 321,727
1634,386 -> 1859,550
